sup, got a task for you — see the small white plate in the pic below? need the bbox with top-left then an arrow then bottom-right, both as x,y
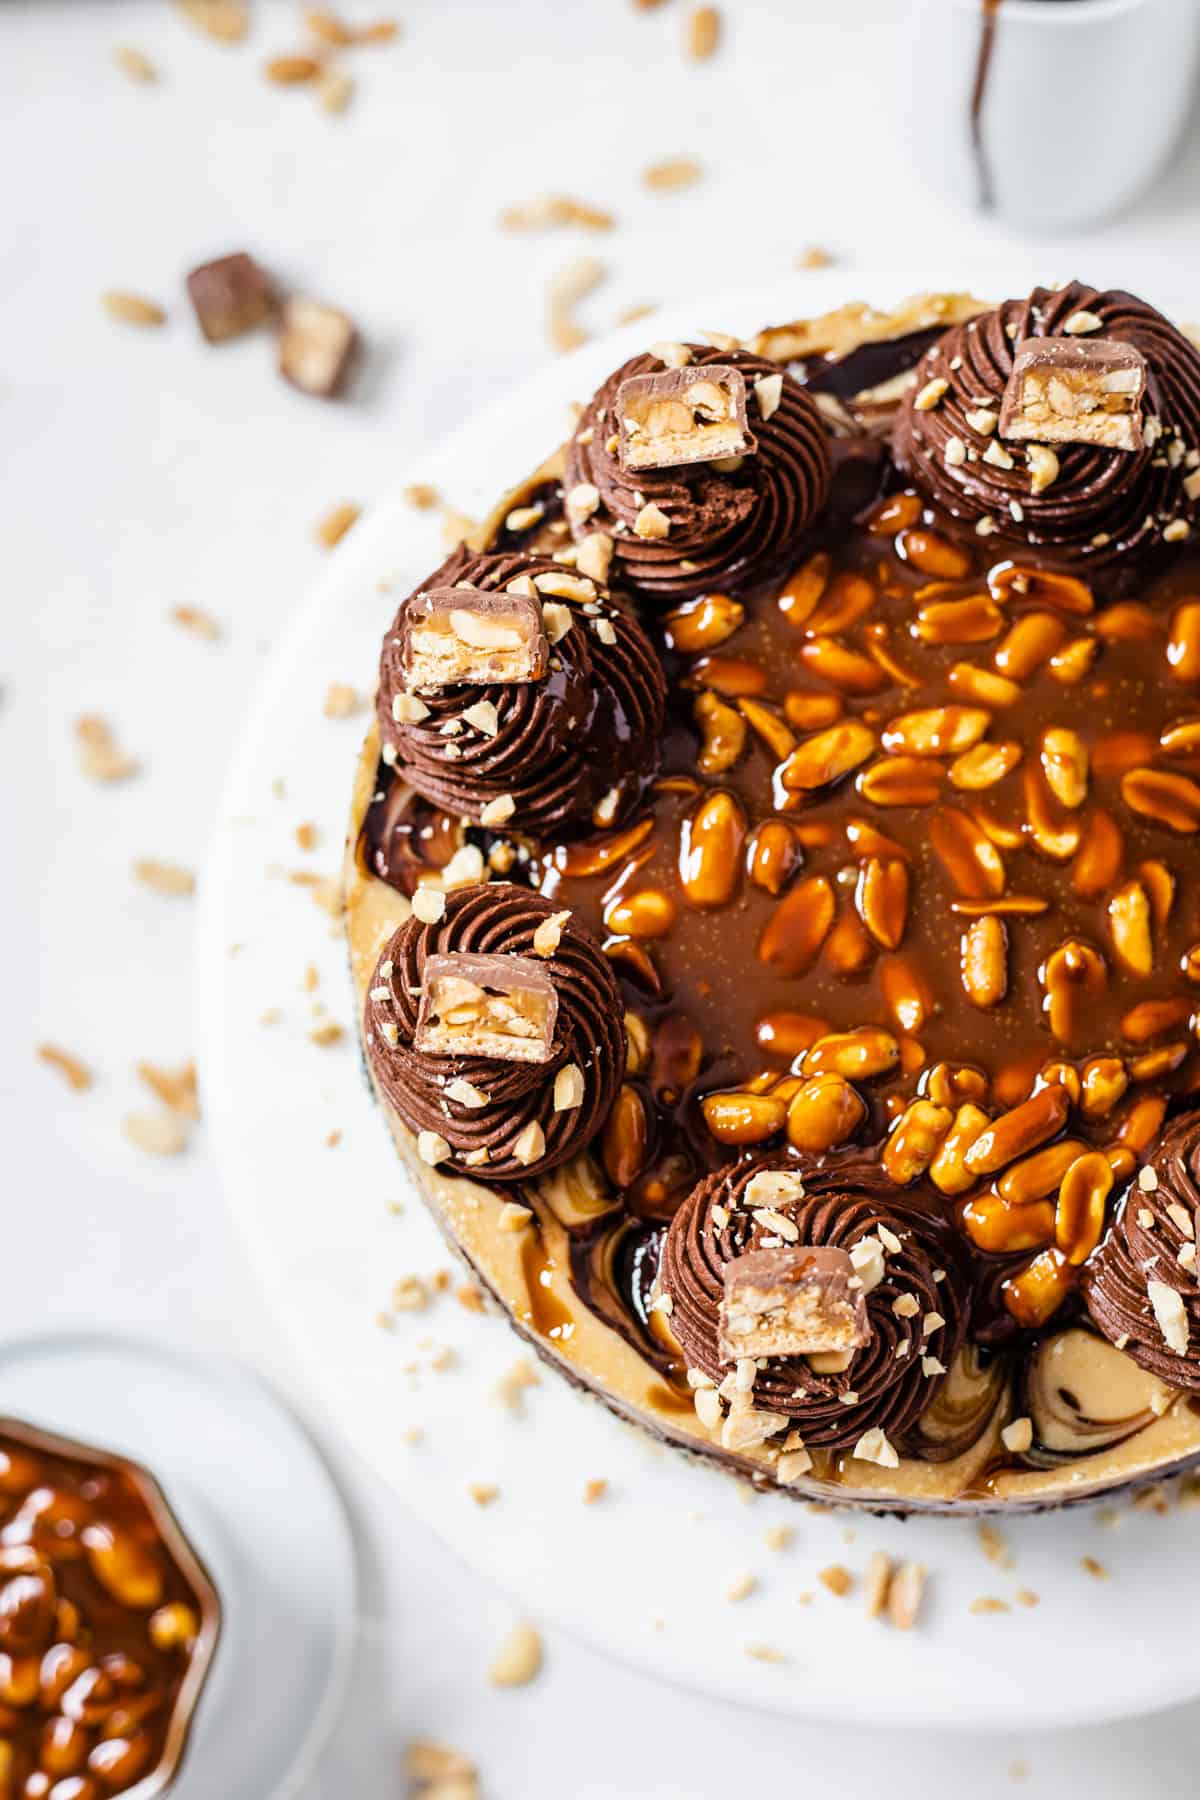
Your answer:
197,264 -> 1200,1731
0,1332 -> 357,1799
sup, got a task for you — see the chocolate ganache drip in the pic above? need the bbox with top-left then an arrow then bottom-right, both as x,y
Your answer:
564,343 -> 831,604
659,1154 -> 969,1453
377,546 -> 666,836
894,282 -> 1200,571
1083,1111 -> 1200,1390
364,883 -> 625,1181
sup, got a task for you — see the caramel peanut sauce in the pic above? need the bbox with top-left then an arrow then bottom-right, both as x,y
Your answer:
347,285 -> 1200,1510
0,1421 -> 218,1798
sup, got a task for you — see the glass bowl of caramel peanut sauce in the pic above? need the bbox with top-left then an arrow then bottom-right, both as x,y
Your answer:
0,1419 -> 220,1800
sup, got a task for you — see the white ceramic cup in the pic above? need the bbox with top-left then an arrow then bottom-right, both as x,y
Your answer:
895,0 -> 1200,231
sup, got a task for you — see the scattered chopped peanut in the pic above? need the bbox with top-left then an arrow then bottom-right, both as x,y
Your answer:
315,501 -> 360,547
170,605 -> 221,639
685,4 -> 721,60
37,1044 -> 95,1093
487,1622 -> 543,1688
137,1061 -> 199,1118
323,682 -> 362,718
75,716 -> 139,782
112,45 -> 158,82
123,1112 -> 189,1156
643,156 -> 703,192
101,291 -> 166,327
133,859 -> 195,897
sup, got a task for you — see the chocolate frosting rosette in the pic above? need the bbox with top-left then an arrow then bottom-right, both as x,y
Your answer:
659,1154 -> 969,1455
894,281 -> 1200,569
364,882 -> 625,1182
564,342 -> 832,603
377,546 -> 666,836
1083,1113 -> 1200,1391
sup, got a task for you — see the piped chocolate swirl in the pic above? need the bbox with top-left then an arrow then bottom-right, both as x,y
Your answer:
565,343 -> 831,603
377,546 -> 666,836
1083,1112 -> 1200,1389
658,1155 -> 969,1454
364,883 -> 625,1181
894,282 -> 1200,571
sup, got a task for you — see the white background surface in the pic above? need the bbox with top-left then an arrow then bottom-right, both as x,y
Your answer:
4,2 -> 1200,1795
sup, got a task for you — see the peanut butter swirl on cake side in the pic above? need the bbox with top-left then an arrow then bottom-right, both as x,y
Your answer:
350,289 -> 1200,1508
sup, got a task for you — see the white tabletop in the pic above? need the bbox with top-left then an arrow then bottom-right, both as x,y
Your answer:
6,2 -> 1200,1793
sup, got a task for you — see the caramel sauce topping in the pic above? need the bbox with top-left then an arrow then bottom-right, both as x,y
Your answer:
0,1430 -> 212,1796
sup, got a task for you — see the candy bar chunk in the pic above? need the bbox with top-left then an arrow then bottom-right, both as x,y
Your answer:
415,952 -> 558,1064
186,251 -> 274,344
278,296 -> 358,398
616,364 -> 754,472
999,337 -> 1146,452
718,1247 -> 870,1362
403,587 -> 548,688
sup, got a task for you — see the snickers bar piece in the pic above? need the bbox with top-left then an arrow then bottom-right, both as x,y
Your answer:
999,337 -> 1147,452
402,586 -> 549,689
718,1247 -> 870,1362
616,364 -> 754,472
414,952 -> 558,1064
278,296 -> 358,398
186,251 -> 274,344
